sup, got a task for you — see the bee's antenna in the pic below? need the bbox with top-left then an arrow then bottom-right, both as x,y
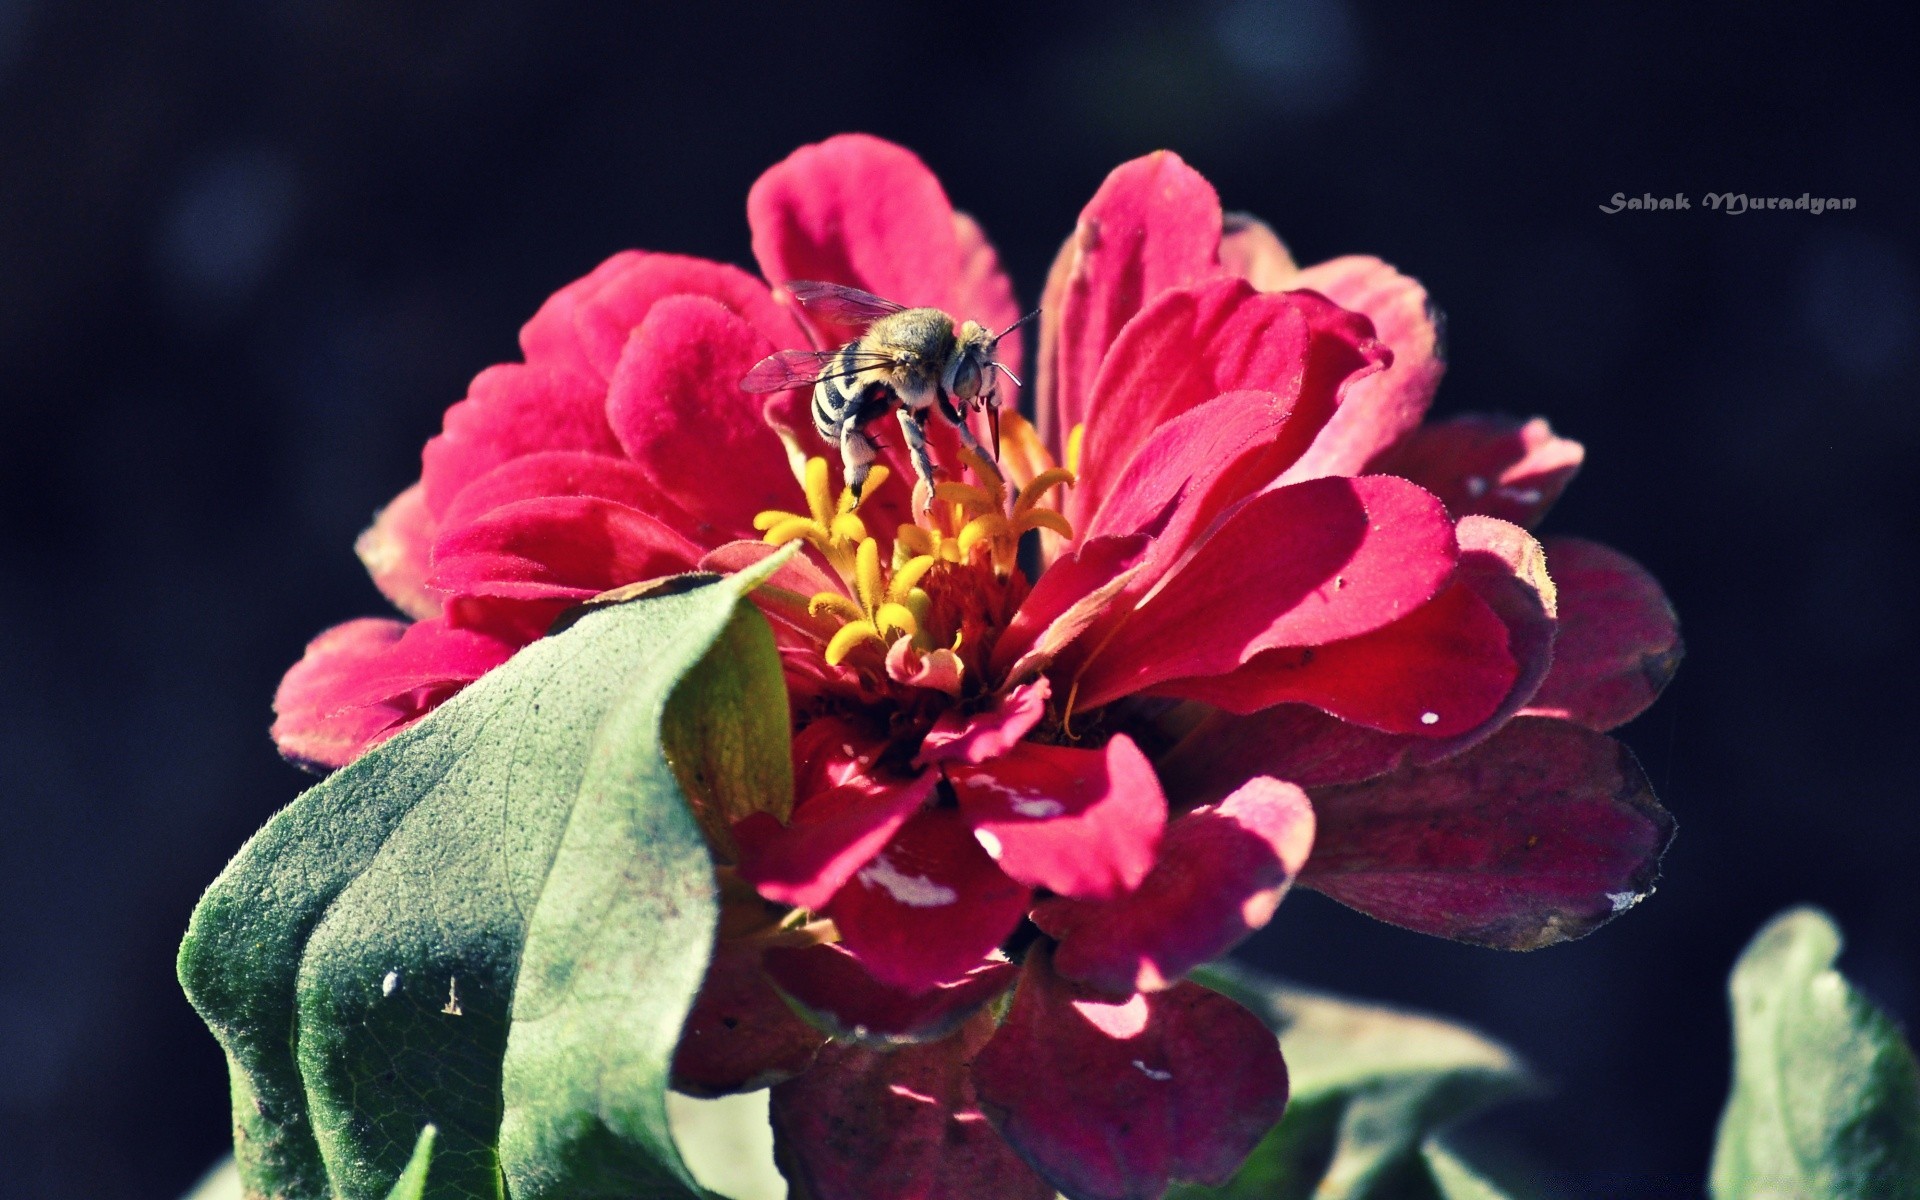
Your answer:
991,306 -> 1042,345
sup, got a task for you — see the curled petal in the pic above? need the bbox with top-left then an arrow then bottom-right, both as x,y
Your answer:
1279,256 -> 1446,483
771,1012 -> 1053,1200
671,942 -> 825,1097
420,362 -> 620,518
1031,777 -> 1314,993
1369,414 -> 1585,528
971,947 -> 1289,1200
762,942 -> 1017,1046
916,679 -> 1050,767
1037,151 -> 1224,452
1300,716 -> 1677,949
1075,475 -> 1459,709
355,483 -> 440,620
947,735 -> 1166,902
553,250 -> 795,381
270,617 -> 516,770
1524,537 -> 1682,731
824,808 -> 1032,995
736,771 -> 936,912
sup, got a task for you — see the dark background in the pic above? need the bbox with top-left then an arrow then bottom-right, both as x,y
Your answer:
2,1 -> 1915,1196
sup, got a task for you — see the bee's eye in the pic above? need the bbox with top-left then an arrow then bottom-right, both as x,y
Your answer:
952,356 -> 982,399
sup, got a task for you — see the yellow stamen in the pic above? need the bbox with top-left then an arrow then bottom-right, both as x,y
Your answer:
825,620 -> 883,666
889,554 -> 937,601
759,515 -> 818,547
803,456 -> 834,526
1015,468 -> 1076,516
874,601 -> 918,640
934,481 -> 998,510
1016,509 -> 1074,540
957,513 -> 1012,559
807,593 -> 866,623
854,538 -> 883,613
1065,423 -> 1086,476
829,512 -> 868,543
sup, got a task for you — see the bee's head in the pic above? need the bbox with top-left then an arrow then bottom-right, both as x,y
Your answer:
946,322 -> 998,406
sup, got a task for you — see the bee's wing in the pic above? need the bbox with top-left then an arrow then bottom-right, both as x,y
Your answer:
739,347 -> 899,393
785,280 -> 908,325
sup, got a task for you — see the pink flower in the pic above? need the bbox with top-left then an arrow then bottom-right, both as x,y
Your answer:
272,135 -> 1679,1199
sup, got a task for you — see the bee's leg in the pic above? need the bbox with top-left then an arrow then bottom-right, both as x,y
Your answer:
838,419 -> 879,499
896,406 -> 938,512
938,390 -> 992,466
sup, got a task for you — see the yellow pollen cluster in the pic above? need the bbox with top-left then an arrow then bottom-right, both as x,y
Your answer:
751,450 -> 1076,670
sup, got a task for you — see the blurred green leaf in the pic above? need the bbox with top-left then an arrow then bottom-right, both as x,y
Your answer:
1175,962 -> 1534,1200
1420,1140 -> 1521,1200
1710,906 -> 1920,1200
385,1127 -> 436,1200
179,563 -> 793,1200
180,1158 -> 241,1200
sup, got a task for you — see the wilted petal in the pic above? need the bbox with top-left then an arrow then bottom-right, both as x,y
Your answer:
917,679 -> 1051,767
971,947 -> 1289,1200
1369,414 -> 1584,528
1070,282 -> 1382,531
1076,475 -> 1459,709
607,294 -> 803,542
270,616 -> 516,770
1301,716 -> 1676,949
1031,778 -> 1313,993
763,942 -> 1017,1046
947,735 -> 1166,901
671,942 -> 825,1097
771,1012 -> 1053,1200
1524,537 -> 1682,731
736,771 -> 937,911
1037,151 -> 1223,452
1280,256 -> 1446,483
355,483 -> 440,620
420,362 -> 621,517
825,808 -> 1032,995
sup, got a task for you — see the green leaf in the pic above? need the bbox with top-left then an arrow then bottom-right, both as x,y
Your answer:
1175,962 -> 1534,1200
1420,1140 -> 1522,1200
385,1127 -> 437,1200
181,1159 -> 242,1200
179,563 -> 794,1200
1710,906 -> 1920,1200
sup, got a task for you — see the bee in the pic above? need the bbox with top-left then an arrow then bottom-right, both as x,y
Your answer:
741,281 -> 1033,502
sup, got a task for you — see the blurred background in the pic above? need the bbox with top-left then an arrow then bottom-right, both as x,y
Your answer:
1,1 -> 1915,1195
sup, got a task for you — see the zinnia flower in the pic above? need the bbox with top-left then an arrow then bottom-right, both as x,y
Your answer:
272,134 -> 1679,1200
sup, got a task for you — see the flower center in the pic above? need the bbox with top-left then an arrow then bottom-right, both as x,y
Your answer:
752,450 -> 1075,690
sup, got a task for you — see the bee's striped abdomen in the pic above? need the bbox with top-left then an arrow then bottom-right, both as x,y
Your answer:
812,343 -> 891,440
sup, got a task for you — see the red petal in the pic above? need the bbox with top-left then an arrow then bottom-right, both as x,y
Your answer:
991,534 -> 1151,685
420,362 -> 621,518
770,1012 -> 1053,1200
736,771 -> 937,911
355,483 -> 441,620
1524,537 -> 1682,731
824,808 -> 1032,994
1301,716 -> 1676,949
1076,475 -> 1459,709
1069,282 -> 1383,534
427,495 -> 703,605
1031,777 -> 1314,993
270,617 -> 516,770
748,134 -> 962,316
1217,212 -> 1299,292
1368,414 -> 1585,528
1279,257 -> 1446,483
606,295 -> 804,544
671,942 -> 825,1097
916,679 -> 1050,767
438,450 -> 679,532
762,942 -> 1017,1046
517,249 -> 646,377
948,736 -> 1166,901
971,948 -> 1289,1200
559,251 -> 796,382
1037,152 -> 1224,453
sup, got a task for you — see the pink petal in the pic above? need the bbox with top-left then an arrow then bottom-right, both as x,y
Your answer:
990,534 -> 1151,685
564,251 -> 796,382
517,249 -> 647,377
770,1012 -> 1053,1200
671,941 -> 825,1097
1069,282 -> 1383,533
824,808 -> 1032,995
916,679 -> 1051,767
1217,212 -> 1299,292
1279,257 -> 1446,483
1036,151 -> 1224,453
762,942 -> 1017,1046
1075,475 -> 1460,709
1153,578 -> 1517,735
748,134 -> 962,316
971,948 -> 1289,1200
1031,777 -> 1314,994
420,362 -> 621,518
438,450 -> 680,532
947,735 -> 1167,901
1524,537 -> 1682,730
735,770 -> 937,911
354,483 -> 441,620
427,495 -> 704,606
1369,415 -> 1585,528
606,294 -> 805,544
270,616 -> 517,770
1301,716 -> 1676,949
